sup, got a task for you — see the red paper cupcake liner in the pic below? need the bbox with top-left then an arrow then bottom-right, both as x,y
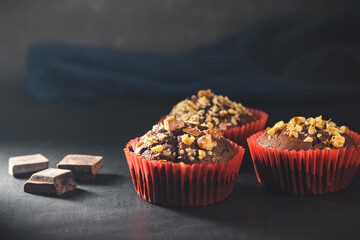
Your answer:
221,108 -> 268,146
124,138 -> 245,206
159,108 -> 268,146
247,130 -> 360,195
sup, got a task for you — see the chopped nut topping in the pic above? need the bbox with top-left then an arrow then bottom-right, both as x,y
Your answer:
164,116 -> 185,131
228,109 -> 236,115
198,89 -> 214,98
308,125 -> 316,135
185,148 -> 192,153
288,123 -> 303,133
205,129 -> 222,140
306,117 -> 316,126
181,134 -> 195,145
197,134 -> 217,150
183,127 -> 201,136
189,156 -> 195,161
213,117 -> 219,125
290,117 -> 306,124
267,121 -> 287,135
231,117 -> 237,126
219,110 -> 228,117
327,121 -> 336,128
289,131 -> 299,138
198,150 -> 206,159
268,116 -> 350,146
339,126 -> 348,134
315,116 -> 325,129
326,126 -> 341,136
136,141 -> 144,147
163,150 -> 172,157
330,136 -> 345,148
188,100 -> 198,110
151,145 -> 163,152
169,89 -> 253,130
218,123 -> 227,130
198,96 -> 209,107
144,136 -> 154,146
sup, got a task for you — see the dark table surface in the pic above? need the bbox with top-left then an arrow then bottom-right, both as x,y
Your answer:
1,83 -> 360,240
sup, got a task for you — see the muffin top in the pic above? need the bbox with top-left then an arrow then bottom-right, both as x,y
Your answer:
134,116 -> 237,164
169,89 -> 255,130
256,116 -> 356,151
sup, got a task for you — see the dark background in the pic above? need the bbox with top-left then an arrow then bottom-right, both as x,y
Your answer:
1,1 -> 360,240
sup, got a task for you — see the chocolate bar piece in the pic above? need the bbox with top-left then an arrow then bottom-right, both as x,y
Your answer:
57,154 -> 104,181
24,168 -> 77,195
9,154 -> 49,177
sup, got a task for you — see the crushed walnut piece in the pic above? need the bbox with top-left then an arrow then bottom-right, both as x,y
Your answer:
205,129 -> 222,140
151,145 -> 163,153
164,116 -> 185,131
197,134 -> 217,150
267,121 -> 287,135
198,150 -> 206,159
183,127 -> 201,136
330,136 -> 345,148
198,89 -> 214,98
181,134 -> 195,145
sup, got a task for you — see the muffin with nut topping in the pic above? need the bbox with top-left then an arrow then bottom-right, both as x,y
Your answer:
247,116 -> 360,195
135,116 -> 236,164
124,116 -> 245,206
163,89 -> 268,146
256,116 -> 356,151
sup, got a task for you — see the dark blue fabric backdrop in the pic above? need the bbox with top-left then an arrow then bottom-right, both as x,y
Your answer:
26,9 -> 360,101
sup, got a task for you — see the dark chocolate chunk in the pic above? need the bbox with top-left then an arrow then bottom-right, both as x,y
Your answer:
24,168 -> 77,195
9,154 -> 49,177
57,154 -> 104,181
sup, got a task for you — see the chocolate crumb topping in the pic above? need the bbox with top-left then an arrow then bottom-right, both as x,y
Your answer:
169,89 -> 255,130
134,116 -> 237,164
256,116 -> 356,151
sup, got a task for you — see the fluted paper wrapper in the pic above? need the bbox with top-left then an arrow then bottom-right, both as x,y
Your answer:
221,108 -> 268,146
247,130 -> 360,195
124,138 -> 245,206
159,108 -> 268,146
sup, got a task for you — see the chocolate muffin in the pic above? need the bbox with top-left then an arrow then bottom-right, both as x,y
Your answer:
256,116 -> 356,151
134,116 -> 236,164
169,89 -> 255,131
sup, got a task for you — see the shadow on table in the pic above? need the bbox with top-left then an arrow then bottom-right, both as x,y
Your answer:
26,188 -> 91,200
78,173 -> 124,185
160,173 -> 360,239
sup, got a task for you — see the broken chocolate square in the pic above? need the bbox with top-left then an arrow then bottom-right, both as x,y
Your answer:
9,154 -> 49,177
57,154 -> 104,181
24,168 -> 77,195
